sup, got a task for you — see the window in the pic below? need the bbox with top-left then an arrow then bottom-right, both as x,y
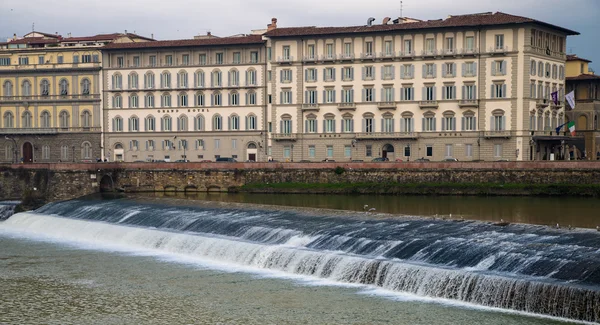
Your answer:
382,65 -> 394,80
3,111 -> 13,128
424,63 -> 436,78
194,115 -> 205,131
59,111 -> 70,128
404,145 -> 411,157
19,57 -> 29,65
210,70 -> 222,87
161,93 -> 171,107
465,36 -> 474,51
344,43 -> 352,57
492,115 -> 506,131
442,115 -> 456,131
492,60 -> 506,76
133,56 -> 140,67
198,54 -> 207,65
161,72 -> 171,88
113,94 -> 122,108
178,115 -> 188,131
545,63 -> 551,78
538,62 -> 544,77
144,72 -> 155,89
130,140 -> 139,151
145,116 -> 155,131
282,46 -> 291,60
178,93 -> 188,107
147,140 -> 155,151
284,146 -> 291,159
305,89 -> 318,104
145,94 -> 155,108
246,115 -> 257,130
129,116 -> 139,131
463,116 -> 476,131
165,55 -> 173,66
341,88 -> 354,103
246,69 -> 257,85
382,87 -> 394,102
246,91 -> 256,105
324,67 -> 336,81
363,87 -> 374,102
531,60 -> 537,76
494,144 -> 503,158
445,144 -> 453,158
463,62 -> 477,77
41,111 -> 51,127
363,66 -> 375,80
281,119 -> 292,134
552,64 -> 558,79
128,73 -> 139,89
324,117 -> 336,133
342,117 -> 353,132
112,116 -> 123,131
116,57 -> 124,67
309,145 -> 316,158
342,67 -> 354,81
306,68 -> 318,82
365,41 -> 373,56
382,115 -> 394,132
195,139 -> 205,150
530,82 -> 537,98
465,144 -> 473,158
56,79 -> 67,95
213,115 -> 222,130
366,145 -> 372,157
161,115 -> 172,131
164,140 -> 173,151
128,94 -> 138,108
425,38 -> 435,53
324,89 -> 336,103
326,43 -> 334,59
61,145 -> 69,161
178,71 -> 188,88
21,111 -> 32,128
73,55 -> 79,64
442,85 -> 456,100
0,58 -> 11,66
38,56 -> 45,64
491,83 -> 507,98
212,92 -> 222,106
403,39 -> 412,54
445,37 -> 454,52
326,145 -> 334,158
443,63 -> 455,77
559,66 -> 565,80
281,69 -> 293,83
228,70 -> 239,86
149,55 -> 157,67
250,51 -> 259,63
423,116 -> 436,131
426,145 -> 433,157
81,79 -> 90,95
40,80 -> 50,96
384,40 -> 393,56
424,85 -> 436,101
495,34 -> 504,50
280,90 -> 292,104
306,118 -> 317,133
229,92 -> 239,106
401,117 -> 413,132
231,139 -> 237,150
42,145 -> 50,160
364,117 -> 374,133
195,71 -> 205,87
463,84 -> 477,100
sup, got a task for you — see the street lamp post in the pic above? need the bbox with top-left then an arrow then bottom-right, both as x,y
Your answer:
4,136 -> 18,164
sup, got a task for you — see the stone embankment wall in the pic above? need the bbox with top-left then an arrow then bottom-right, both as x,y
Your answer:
2,161 -> 600,208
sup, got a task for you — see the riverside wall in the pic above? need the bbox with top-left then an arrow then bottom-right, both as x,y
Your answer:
2,161 -> 600,207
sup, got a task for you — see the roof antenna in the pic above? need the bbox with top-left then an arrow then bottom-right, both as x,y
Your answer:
400,1 -> 403,17
32,22 -> 34,32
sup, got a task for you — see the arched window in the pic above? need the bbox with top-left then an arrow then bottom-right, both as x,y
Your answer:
212,91 -> 222,106
212,114 -> 222,131
3,81 -> 13,97
195,139 -> 205,150
59,111 -> 70,128
211,70 -> 222,87
161,71 -> 171,88
305,113 -> 317,133
145,115 -> 155,131
113,94 -> 122,108
161,115 -> 172,131
40,111 -> 51,128
545,63 -> 551,78
40,79 -> 50,96
280,114 -> 293,134
178,92 -> 188,107
5,144 -> 14,161
112,116 -> 123,132
81,79 -> 91,95
128,72 -> 139,89
61,145 -> 69,161
194,115 -> 205,131
82,142 -> 92,159
228,114 -> 240,130
195,92 -> 205,106
246,91 -> 257,105
22,80 -> 32,96
161,93 -> 171,107
195,70 -> 205,87
3,111 -> 14,128
144,93 -> 155,108
112,73 -> 122,90
128,116 -> 139,131
81,110 -> 91,128
552,64 -> 558,80
177,115 -> 188,131
21,111 -> 32,128
129,93 -> 139,108
246,114 -> 257,130
42,145 -> 50,160
538,62 -> 543,77
58,79 -> 68,95
246,69 -> 257,86
177,71 -> 188,88
228,69 -> 239,86
144,72 -> 155,89
229,91 -> 239,106
491,109 -> 506,131
441,111 -> 456,131
530,60 -> 536,76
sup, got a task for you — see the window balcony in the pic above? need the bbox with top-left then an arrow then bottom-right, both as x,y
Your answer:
458,99 -> 478,108
419,100 -> 438,109
421,49 -> 438,57
337,102 -> 356,111
301,104 -> 320,111
550,101 -> 563,110
276,56 -> 294,64
457,48 -> 479,55
360,53 -> 377,60
2,62 -> 102,72
0,94 -> 101,103
303,55 -> 317,62
272,133 -> 297,141
536,99 -> 550,108
484,130 -> 512,138
379,52 -> 396,59
489,46 -> 509,54
355,132 -> 417,140
377,101 -> 397,110
399,51 -> 415,58
0,127 -> 100,135
321,55 -> 336,62
338,54 -> 355,61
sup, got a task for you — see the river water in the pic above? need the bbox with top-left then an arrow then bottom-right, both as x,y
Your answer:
0,196 -> 599,324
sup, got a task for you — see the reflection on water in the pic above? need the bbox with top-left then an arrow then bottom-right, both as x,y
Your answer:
139,192 -> 600,229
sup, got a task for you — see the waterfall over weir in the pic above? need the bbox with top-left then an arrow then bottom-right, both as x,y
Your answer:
2,199 -> 600,323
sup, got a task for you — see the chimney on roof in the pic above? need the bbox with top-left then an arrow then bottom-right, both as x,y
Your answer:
383,17 -> 391,24
207,31 -> 211,36
151,33 -> 154,39
367,17 -> 376,26
124,30 -> 128,34
267,18 -> 278,31
13,33 -> 17,41
67,32 -> 71,38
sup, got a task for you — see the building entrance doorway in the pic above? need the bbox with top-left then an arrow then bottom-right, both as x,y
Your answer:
23,142 -> 33,163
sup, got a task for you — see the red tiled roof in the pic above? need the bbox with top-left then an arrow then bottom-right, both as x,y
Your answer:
8,37 -> 60,45
25,31 -> 61,38
102,35 -> 265,50
567,54 -> 591,63
61,33 -> 155,43
265,12 -> 579,37
566,74 -> 600,81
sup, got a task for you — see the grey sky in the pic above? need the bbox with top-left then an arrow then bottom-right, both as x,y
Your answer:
1,0 -> 598,71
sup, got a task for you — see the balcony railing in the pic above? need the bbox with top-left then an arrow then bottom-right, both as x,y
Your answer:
488,46 -> 509,54
458,100 -> 478,108
0,94 -> 100,102
551,101 -> 563,109
536,99 -> 550,108
377,101 -> 397,109
359,53 -> 377,60
338,54 -> 355,60
337,103 -> 356,111
303,55 -> 317,62
301,104 -> 320,111
524,46 -> 566,60
0,62 -> 101,72
271,133 -> 298,141
321,55 -> 336,62
276,56 -> 294,63
355,132 -> 417,140
419,100 -> 439,109
484,130 -> 512,138
399,51 -> 415,58
0,127 -> 100,135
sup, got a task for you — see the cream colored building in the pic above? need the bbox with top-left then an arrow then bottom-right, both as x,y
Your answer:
263,12 -> 577,162
102,35 -> 267,162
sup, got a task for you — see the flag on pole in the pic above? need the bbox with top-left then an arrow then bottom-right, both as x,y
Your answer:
551,91 -> 559,105
555,122 -> 567,134
565,90 -> 575,110
567,121 -> 576,136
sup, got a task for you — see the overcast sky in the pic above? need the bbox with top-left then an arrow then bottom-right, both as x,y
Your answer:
1,0 -> 598,71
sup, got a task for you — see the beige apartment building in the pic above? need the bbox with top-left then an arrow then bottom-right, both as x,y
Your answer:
102,35 -> 267,162
263,12 -> 577,162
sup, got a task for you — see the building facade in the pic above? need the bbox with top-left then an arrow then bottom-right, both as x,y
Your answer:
102,35 -> 268,162
0,31 -> 151,163
263,12 -> 577,162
